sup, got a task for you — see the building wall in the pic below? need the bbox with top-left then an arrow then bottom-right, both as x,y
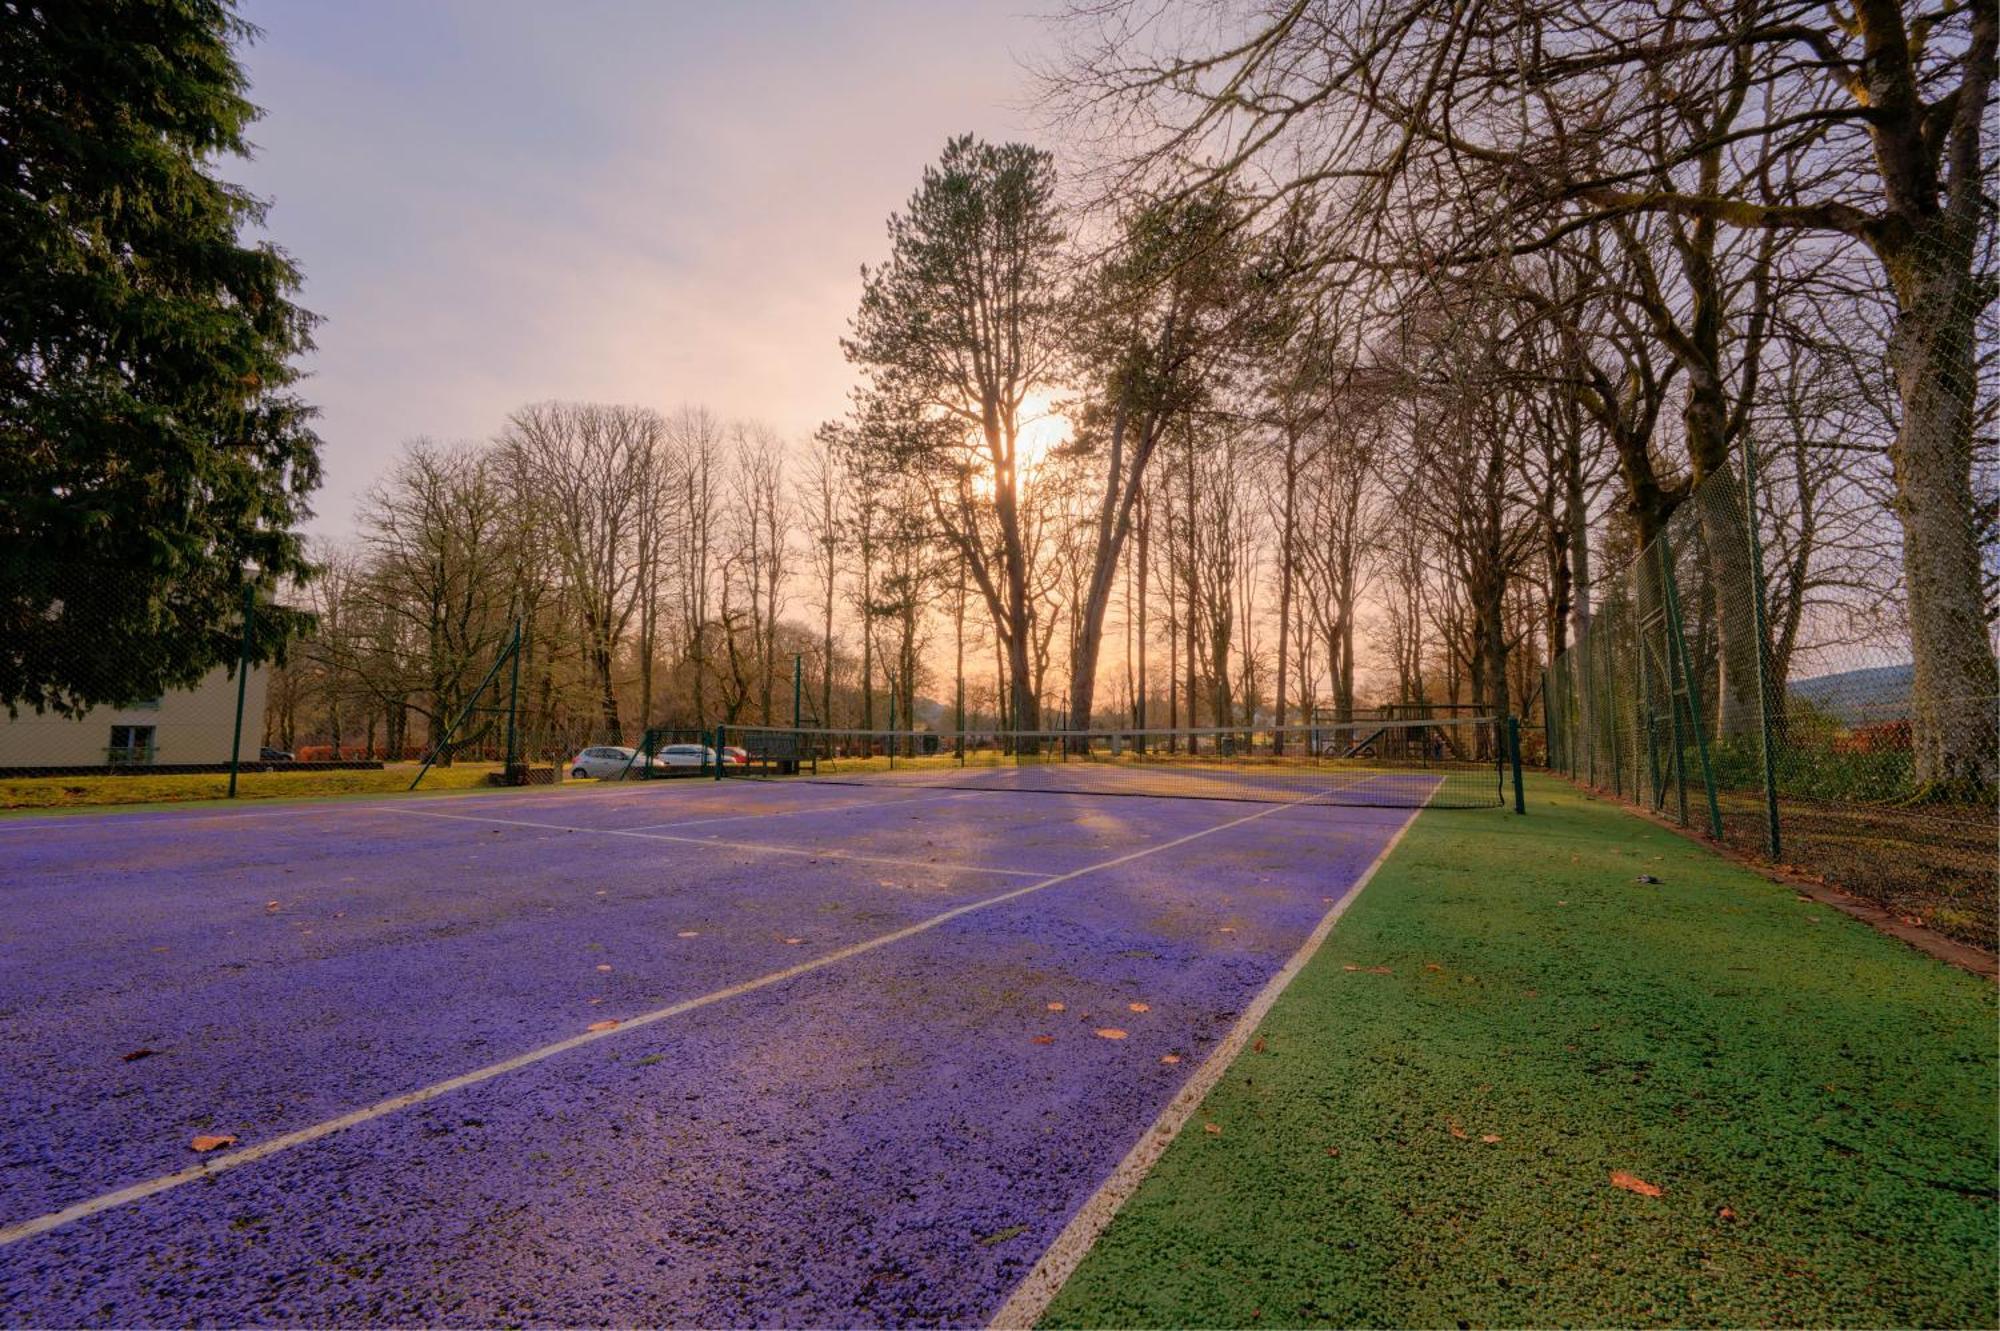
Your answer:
0,665 -> 269,768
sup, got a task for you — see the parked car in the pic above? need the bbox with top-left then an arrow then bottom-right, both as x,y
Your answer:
657,743 -> 718,771
567,746 -> 665,780
721,745 -> 748,766
259,747 -> 295,762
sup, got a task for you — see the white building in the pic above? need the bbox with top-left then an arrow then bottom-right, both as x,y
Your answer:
0,665 -> 268,769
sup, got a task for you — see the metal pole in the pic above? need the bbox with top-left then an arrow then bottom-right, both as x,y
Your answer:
504,620 -> 522,780
1508,715 -> 1525,814
227,580 -> 254,799
792,653 -> 802,729
1741,436 -> 1783,859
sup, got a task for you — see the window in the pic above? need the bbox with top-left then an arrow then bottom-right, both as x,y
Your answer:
108,725 -> 156,764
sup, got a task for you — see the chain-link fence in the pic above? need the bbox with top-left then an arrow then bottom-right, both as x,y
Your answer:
1545,446 -> 1998,950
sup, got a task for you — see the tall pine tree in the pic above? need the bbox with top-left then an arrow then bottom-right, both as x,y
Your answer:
1,0 -> 320,715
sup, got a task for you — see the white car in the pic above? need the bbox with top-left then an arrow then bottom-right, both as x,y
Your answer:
567,746 -> 663,780
657,743 -> 718,770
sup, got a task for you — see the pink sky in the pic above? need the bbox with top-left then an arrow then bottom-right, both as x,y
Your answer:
232,1 -> 1053,537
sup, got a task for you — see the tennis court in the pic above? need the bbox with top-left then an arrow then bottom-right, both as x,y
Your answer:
0,761 -> 1457,1325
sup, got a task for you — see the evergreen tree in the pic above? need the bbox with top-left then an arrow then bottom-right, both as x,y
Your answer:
0,0 -> 320,715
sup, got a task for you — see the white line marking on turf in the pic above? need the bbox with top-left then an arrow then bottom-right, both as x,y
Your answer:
0,797 -> 1306,1250
622,788 -> 981,833
378,806 -> 1046,878
986,799 -> 1429,1331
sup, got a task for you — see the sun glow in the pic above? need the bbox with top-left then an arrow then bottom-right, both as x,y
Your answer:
967,392 -> 1072,497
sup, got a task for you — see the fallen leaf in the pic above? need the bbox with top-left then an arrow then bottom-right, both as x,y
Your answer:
1365,965 -> 1392,975
1480,1134 -> 1502,1144
784,937 -> 804,945
1425,963 -> 1444,972
1094,1028 -> 1128,1040
1611,1171 -> 1664,1197
1031,1034 -> 1055,1046
1127,1002 -> 1150,1013
1046,1001 -> 1066,1012
1325,1146 -> 1340,1157
596,964 -> 613,972
190,1134 -> 236,1153
1342,964 -> 1359,971
1718,1206 -> 1738,1221
121,1049 -> 159,1063
588,1019 -> 620,1032
264,901 -> 280,912
1448,1120 -> 1468,1140
1253,1037 -> 1267,1053
676,931 -> 699,938
1203,1122 -> 1222,1135
1160,1054 -> 1181,1065
1217,926 -> 1236,934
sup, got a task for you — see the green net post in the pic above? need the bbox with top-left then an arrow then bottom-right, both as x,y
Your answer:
713,725 -> 725,781
1658,534 -> 1724,840
227,579 -> 254,799
503,620 -> 522,779
1508,716 -> 1525,814
792,653 -> 802,729
1741,437 -> 1782,860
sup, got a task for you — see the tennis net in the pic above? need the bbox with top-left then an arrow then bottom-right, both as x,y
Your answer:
716,717 -> 1509,808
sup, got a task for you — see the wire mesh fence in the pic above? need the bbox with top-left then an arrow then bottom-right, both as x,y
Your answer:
1544,438 -> 1999,949
718,716 -> 1513,808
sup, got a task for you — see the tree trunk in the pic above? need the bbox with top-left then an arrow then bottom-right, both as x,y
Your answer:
1882,224 -> 1999,792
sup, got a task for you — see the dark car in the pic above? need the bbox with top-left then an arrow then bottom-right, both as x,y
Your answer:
259,747 -> 295,762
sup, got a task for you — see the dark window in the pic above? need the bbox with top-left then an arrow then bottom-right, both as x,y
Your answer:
108,725 -> 156,764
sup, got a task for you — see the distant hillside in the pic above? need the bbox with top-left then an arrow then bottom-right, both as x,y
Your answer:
1788,662 -> 1912,724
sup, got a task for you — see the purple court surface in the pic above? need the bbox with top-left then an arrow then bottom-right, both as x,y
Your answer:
0,778 -> 1423,1326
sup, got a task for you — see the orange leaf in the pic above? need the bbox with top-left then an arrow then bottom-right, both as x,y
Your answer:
1203,1122 -> 1221,1135
121,1048 -> 159,1063
1718,1206 -> 1738,1221
1160,1054 -> 1181,1065
784,937 -> 804,945
587,1019 -> 620,1032
190,1134 -> 237,1153
1217,926 -> 1236,934
1425,963 -> 1444,973
1448,1120 -> 1467,1140
1127,1002 -> 1150,1013
676,930 -> 699,938
1325,1146 -> 1340,1157
596,964 -> 612,972
1611,1171 -> 1664,1197
1094,1028 -> 1128,1040
1252,1037 -> 1267,1053
1031,1035 -> 1055,1046
1480,1134 -> 1502,1144
1046,1001 -> 1066,1012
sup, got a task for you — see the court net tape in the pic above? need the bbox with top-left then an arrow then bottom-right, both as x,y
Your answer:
716,717 -> 1506,808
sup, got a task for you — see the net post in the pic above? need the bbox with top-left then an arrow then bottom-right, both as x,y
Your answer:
503,620 -> 522,780
1507,716 -> 1525,814
1741,435 -> 1782,860
227,579 -> 254,799
792,653 -> 802,729
713,725 -> 725,781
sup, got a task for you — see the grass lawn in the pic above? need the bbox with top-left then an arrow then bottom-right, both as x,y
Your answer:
0,762 -> 500,811
1041,777 -> 1997,1328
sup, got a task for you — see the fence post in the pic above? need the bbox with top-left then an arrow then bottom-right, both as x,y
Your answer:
1658,535 -> 1724,839
713,725 -> 725,781
503,620 -> 522,780
1507,715 -> 1525,814
227,580 -> 255,799
792,653 -> 802,729
1741,437 -> 1783,860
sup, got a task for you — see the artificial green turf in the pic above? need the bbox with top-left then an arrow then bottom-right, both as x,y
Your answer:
1041,778 -> 1997,1329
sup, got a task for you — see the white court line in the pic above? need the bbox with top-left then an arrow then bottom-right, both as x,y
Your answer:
380,806 -> 1046,879
623,788 -> 981,833
0,796 -> 1309,1250
986,791 -> 1433,1329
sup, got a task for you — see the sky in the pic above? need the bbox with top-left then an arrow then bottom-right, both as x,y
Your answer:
230,0 -> 1054,539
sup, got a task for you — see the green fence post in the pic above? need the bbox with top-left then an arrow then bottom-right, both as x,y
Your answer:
792,653 -> 802,729
227,580 -> 254,799
1508,716 -> 1525,814
1658,537 -> 1724,839
713,725 -> 725,781
1741,438 -> 1782,860
503,620 -> 522,781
